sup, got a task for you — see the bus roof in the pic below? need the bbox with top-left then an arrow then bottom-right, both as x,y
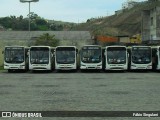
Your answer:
82,45 -> 101,47
5,46 -> 27,48
30,46 -> 51,48
56,46 -> 77,48
131,46 -> 151,47
105,45 -> 127,48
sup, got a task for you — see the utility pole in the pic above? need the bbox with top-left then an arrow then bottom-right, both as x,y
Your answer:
20,0 -> 39,45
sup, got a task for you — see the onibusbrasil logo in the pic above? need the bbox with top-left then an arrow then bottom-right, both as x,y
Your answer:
1,112 -> 42,118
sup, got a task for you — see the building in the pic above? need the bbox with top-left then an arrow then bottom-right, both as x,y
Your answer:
141,1 -> 160,42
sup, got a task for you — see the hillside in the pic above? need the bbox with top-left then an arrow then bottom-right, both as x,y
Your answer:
72,1 -> 160,37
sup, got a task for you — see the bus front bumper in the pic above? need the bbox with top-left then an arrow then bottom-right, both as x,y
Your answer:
80,64 -> 102,70
105,64 -> 127,70
131,65 -> 152,70
4,64 -> 25,70
55,64 -> 76,70
29,64 -> 51,70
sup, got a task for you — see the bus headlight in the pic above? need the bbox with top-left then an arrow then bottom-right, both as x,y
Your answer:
97,64 -> 102,66
81,64 -> 86,66
20,65 -> 25,69
147,65 -> 152,69
131,65 -> 136,67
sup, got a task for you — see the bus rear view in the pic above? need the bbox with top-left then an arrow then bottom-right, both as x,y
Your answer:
80,45 -> 102,70
4,46 -> 28,72
55,46 -> 77,71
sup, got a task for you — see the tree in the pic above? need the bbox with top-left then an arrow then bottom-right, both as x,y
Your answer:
35,33 -> 59,47
36,19 -> 47,25
19,15 -> 23,21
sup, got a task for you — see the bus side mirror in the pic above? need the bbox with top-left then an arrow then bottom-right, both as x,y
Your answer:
156,49 -> 158,55
51,52 -> 53,57
2,51 -> 4,54
76,49 -> 78,53
104,51 -> 106,56
27,51 -> 29,56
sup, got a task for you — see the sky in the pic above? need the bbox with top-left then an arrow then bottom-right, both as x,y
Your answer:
0,0 -> 147,23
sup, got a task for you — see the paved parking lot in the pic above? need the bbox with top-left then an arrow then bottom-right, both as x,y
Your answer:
0,71 -> 160,119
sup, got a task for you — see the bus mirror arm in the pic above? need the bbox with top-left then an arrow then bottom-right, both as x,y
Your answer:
156,50 -> 158,56
51,52 -> 53,57
27,51 -> 29,56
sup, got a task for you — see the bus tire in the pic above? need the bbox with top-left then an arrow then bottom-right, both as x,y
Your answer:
8,69 -> 12,73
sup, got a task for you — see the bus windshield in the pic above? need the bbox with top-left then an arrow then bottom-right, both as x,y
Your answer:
81,46 -> 101,63
30,47 -> 49,64
132,47 -> 151,64
107,47 -> 126,64
56,47 -> 75,64
5,47 -> 24,63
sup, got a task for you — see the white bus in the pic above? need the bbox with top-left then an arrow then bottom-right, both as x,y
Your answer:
3,46 -> 29,72
55,46 -> 77,70
104,46 -> 128,70
80,45 -> 102,70
29,46 -> 53,71
129,46 -> 152,70
152,46 -> 160,70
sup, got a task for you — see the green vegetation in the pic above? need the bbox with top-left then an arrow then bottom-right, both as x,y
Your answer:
0,66 -> 3,70
0,13 -> 76,31
35,33 -> 60,47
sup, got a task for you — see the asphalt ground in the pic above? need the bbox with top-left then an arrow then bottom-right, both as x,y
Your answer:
0,71 -> 160,120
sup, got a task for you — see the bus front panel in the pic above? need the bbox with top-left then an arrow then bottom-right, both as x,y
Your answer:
29,47 -> 51,70
4,47 -> 26,70
55,47 -> 77,70
80,46 -> 102,70
105,47 -> 127,70
131,47 -> 152,70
